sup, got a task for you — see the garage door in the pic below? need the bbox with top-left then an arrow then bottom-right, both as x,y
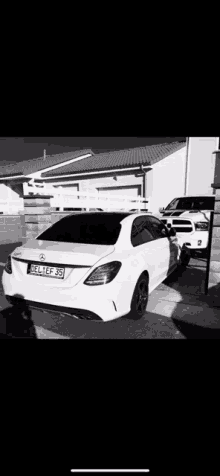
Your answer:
53,185 -> 78,192
98,186 -> 141,209
98,186 -> 140,198
52,185 -> 80,210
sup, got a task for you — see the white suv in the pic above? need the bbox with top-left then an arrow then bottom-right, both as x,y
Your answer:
158,195 -> 215,257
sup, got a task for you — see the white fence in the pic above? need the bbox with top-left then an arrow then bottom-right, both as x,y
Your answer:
0,184 -> 150,214
28,184 -> 150,212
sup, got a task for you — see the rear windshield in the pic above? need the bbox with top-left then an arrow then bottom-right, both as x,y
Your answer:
166,196 -> 215,211
37,213 -> 128,245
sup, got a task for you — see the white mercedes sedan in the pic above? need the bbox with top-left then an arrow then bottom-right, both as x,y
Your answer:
2,212 -> 186,322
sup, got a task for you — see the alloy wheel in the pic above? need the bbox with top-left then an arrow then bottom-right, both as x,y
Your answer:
135,279 -> 149,315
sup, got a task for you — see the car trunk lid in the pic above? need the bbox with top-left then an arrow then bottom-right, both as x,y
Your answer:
11,240 -> 115,286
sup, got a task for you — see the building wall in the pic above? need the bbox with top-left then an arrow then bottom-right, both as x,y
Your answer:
186,137 -> 219,195
0,184 -> 9,200
0,211 -> 74,245
78,173 -> 144,195
0,183 -> 22,200
0,183 -> 24,203
145,146 -> 187,214
41,149 -> 187,214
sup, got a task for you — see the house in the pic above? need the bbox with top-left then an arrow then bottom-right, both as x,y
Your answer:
0,149 -> 94,209
0,138 -> 219,215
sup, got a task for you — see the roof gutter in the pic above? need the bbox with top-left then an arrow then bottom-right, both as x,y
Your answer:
38,165 -> 152,181
0,175 -> 24,181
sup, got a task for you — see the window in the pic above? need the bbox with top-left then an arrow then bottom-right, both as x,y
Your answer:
166,196 -> 215,211
37,213 -> 129,245
147,216 -> 169,240
131,217 -> 155,247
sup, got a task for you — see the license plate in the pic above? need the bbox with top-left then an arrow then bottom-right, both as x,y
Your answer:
28,264 -> 65,279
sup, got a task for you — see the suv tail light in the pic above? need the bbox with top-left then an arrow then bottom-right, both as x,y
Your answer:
5,255 -> 12,274
195,222 -> 209,231
84,261 -> 122,286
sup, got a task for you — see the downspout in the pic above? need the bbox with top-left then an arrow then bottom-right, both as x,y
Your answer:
140,165 -> 147,210
184,137 -> 190,196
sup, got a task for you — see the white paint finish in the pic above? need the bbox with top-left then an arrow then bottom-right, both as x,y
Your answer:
0,184 -> 24,216
145,147 -> 187,214
0,184 -> 10,199
186,138 -> 218,195
0,183 -> 21,201
2,213 -> 180,321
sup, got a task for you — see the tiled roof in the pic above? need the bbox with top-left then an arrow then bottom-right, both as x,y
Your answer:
41,141 -> 186,178
0,149 -> 94,179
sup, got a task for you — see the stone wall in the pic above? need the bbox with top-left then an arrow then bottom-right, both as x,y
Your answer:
0,215 -> 23,244
0,210 -> 72,245
208,187 -> 220,304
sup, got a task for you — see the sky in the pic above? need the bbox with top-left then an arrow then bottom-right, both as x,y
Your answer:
0,137 -> 186,166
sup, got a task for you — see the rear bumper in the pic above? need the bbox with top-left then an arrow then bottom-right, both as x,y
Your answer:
2,272 -> 128,322
5,295 -> 104,321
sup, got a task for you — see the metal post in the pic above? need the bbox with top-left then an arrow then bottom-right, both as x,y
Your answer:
205,210 -> 214,295
184,137 -> 190,196
142,170 -> 146,210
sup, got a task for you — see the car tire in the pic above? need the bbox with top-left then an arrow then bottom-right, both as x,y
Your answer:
179,248 -> 191,267
200,248 -> 208,259
130,273 -> 149,319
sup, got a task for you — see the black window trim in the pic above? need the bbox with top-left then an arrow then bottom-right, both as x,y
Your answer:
146,216 -> 170,240
131,216 -> 155,248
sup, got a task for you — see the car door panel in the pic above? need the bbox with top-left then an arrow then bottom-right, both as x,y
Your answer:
130,216 -> 168,291
146,216 -> 177,279
168,235 -> 179,269
129,241 -> 163,292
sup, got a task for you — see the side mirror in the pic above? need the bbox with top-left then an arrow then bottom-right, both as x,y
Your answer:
168,227 -> 176,237
159,207 -> 165,213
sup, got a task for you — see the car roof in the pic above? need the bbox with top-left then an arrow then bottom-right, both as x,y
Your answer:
68,211 -> 152,217
171,195 -> 214,199
68,211 -> 133,217
64,211 -> 154,224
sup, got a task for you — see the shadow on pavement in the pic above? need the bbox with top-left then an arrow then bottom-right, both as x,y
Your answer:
0,294 -> 37,339
168,261 -> 220,339
29,304 -> 183,339
162,261 -> 206,297
172,317 -> 220,339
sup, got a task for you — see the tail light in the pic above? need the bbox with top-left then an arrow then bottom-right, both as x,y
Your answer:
5,255 -> 12,274
195,222 -> 209,231
84,261 -> 122,286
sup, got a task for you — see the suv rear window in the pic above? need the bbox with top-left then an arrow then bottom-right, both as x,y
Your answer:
166,196 -> 215,211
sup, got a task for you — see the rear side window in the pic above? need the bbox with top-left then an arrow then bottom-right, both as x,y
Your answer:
131,217 -> 155,247
147,217 -> 169,240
